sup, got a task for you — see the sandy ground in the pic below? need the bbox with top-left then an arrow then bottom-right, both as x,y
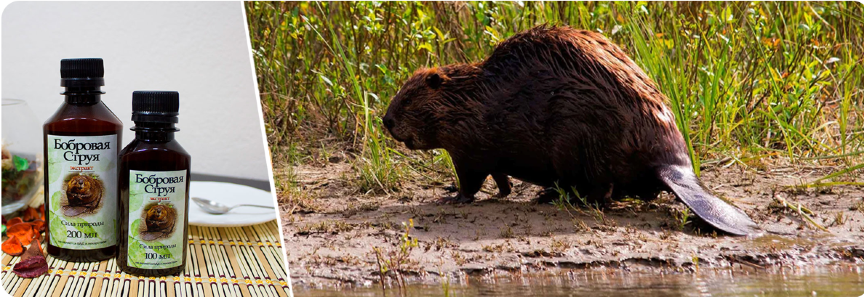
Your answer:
277,158 -> 864,289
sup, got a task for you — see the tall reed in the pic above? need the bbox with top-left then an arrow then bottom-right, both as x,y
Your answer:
246,2 -> 864,193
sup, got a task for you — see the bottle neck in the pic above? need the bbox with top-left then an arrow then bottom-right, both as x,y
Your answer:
63,86 -> 104,105
133,122 -> 177,142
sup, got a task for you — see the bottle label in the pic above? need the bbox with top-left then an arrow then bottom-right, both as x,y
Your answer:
46,134 -> 118,250
126,170 -> 186,269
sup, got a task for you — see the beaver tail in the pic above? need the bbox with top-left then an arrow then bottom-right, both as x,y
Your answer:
657,164 -> 761,236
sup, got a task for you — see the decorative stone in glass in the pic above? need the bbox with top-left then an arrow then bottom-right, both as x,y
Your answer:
2,99 -> 44,215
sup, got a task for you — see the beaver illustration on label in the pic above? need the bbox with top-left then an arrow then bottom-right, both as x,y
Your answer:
62,174 -> 104,217
139,204 -> 176,241
382,25 -> 760,236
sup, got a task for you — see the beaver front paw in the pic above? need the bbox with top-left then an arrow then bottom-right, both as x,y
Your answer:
532,187 -> 559,204
437,193 -> 475,204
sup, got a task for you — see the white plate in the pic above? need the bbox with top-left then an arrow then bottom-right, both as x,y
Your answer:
188,181 -> 277,227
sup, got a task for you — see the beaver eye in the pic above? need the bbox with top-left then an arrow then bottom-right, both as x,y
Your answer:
402,97 -> 412,106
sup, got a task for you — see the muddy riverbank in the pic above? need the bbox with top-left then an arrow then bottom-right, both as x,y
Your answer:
277,160 -> 864,289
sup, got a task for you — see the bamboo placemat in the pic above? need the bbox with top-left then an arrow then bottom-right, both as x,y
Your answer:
1,221 -> 292,297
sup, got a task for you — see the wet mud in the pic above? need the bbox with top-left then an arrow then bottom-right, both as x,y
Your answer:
278,160 -> 864,288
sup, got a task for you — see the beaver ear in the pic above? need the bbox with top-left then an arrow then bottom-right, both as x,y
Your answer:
426,73 -> 443,89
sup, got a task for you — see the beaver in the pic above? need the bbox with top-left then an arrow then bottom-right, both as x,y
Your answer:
140,204 -> 176,241
382,25 -> 760,236
63,174 -> 103,217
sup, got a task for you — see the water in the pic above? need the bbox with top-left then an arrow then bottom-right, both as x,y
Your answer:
297,267 -> 864,296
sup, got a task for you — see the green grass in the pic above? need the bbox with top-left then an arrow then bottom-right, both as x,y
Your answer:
246,2 -> 864,195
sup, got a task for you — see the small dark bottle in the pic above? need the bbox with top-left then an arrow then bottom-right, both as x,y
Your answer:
44,58 -> 121,262
117,91 -> 190,276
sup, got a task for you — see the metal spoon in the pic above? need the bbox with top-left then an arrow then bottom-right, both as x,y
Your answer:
192,197 -> 275,215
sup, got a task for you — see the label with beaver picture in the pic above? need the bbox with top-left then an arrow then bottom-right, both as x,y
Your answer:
46,134 -> 118,249
127,170 -> 186,269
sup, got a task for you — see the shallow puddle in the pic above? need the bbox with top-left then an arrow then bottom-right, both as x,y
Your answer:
297,267 -> 864,296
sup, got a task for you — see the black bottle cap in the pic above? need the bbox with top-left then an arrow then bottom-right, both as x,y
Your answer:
60,58 -> 105,87
132,91 -> 179,124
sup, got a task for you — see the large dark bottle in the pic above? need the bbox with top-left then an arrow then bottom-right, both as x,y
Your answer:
118,91 -> 190,276
44,58 -> 121,262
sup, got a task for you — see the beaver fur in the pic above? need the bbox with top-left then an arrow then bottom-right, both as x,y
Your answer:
383,25 -> 759,236
140,204 -> 176,241
63,174 -> 103,217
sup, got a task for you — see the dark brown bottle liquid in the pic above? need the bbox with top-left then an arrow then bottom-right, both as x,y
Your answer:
43,58 -> 121,262
118,91 -> 190,276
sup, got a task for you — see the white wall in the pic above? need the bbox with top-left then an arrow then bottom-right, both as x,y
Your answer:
2,2 -> 271,182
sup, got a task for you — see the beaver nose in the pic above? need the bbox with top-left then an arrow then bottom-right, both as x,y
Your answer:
383,116 -> 395,130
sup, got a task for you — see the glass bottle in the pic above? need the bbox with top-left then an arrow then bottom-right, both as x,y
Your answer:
118,91 -> 190,276
44,58 -> 121,262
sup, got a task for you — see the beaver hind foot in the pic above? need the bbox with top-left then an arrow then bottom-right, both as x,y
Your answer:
658,165 -> 761,236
